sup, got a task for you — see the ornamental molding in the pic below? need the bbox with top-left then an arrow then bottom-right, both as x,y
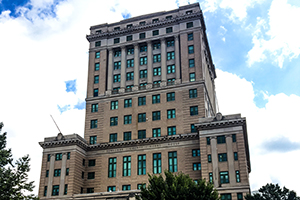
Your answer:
197,118 -> 246,130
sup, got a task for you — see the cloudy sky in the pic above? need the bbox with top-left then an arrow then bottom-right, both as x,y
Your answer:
0,0 -> 299,196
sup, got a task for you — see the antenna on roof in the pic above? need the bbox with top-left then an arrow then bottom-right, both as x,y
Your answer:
50,115 -> 62,133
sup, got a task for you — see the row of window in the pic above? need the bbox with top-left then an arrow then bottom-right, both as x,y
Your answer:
206,134 -> 237,145
221,193 -> 244,200
207,152 -> 239,163
47,152 -> 70,162
46,168 -> 69,178
45,184 -> 68,196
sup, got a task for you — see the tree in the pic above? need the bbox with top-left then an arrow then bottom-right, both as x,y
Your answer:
245,183 -> 300,200
136,170 -> 219,200
0,122 -> 38,200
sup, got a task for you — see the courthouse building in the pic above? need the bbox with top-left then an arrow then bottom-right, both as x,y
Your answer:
38,3 -> 251,200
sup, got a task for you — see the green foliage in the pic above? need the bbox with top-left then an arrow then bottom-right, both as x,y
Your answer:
136,170 -> 219,200
0,122 -> 39,200
245,183 -> 300,200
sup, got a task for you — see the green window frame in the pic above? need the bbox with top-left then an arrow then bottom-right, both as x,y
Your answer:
167,92 -> 175,101
87,172 -> 95,179
138,130 -> 146,139
139,32 -> 145,39
126,35 -> 132,41
153,30 -> 159,36
221,194 -> 232,200
110,117 -> 118,126
166,27 -> 173,33
46,170 -> 49,177
124,98 -> 132,108
152,111 -> 161,121
64,184 -> 68,195
234,152 -> 238,161
232,134 -> 236,142
236,170 -> 240,182
127,59 -> 134,68
138,113 -> 146,122
138,96 -> 146,106
186,22 -> 193,28
107,186 -> 116,192
153,153 -> 161,174
153,54 -> 161,63
188,33 -> 193,40
190,106 -> 198,116
193,163 -> 201,171
93,88 -> 98,97
152,94 -> 160,104
207,137 -> 211,145
90,119 -> 98,129
167,51 -> 175,60
124,115 -> 132,124
237,193 -> 243,200
111,101 -> 118,110
90,136 -> 97,144
153,42 -> 161,49
140,45 -> 147,52
44,186 -> 47,196
123,156 -> 131,176
188,45 -> 194,54
167,40 -> 174,47
95,51 -> 100,58
126,72 -> 134,80
217,135 -> 226,144
66,168 -> 69,176
91,104 -> 98,112
123,132 -> 131,141
218,153 -> 227,162
220,171 -> 229,184
189,88 -> 197,98
114,50 -> 121,57
113,74 -> 121,83
209,172 -> 213,183
208,154 -> 212,163
88,160 -> 96,167
140,69 -> 147,78
110,133 -> 117,142
122,185 -> 131,191
189,73 -> 195,82
191,124 -> 197,133
167,109 -> 176,119
54,169 -> 61,177
189,59 -> 195,67
108,157 -> 117,178
94,75 -> 99,84
138,154 -> 146,175
152,128 -> 161,137
127,47 -> 134,55
52,185 -> 59,196
47,154 -> 51,162
55,153 -> 62,161
167,65 -> 175,74
87,188 -> 94,193
114,38 -> 120,44
153,67 -> 161,76
114,61 -> 121,69
167,126 -> 176,135
137,184 -> 146,189
192,149 -> 200,157
168,151 -> 177,172
95,41 -> 101,47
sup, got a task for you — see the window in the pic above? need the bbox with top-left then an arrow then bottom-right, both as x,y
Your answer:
190,106 -> 198,116
108,158 -> 117,178
127,47 -> 134,55
47,154 -> 51,162
127,59 -> 134,68
167,39 -> 174,47
153,67 -> 161,76
186,22 -> 193,28
109,133 -> 117,142
152,94 -> 160,104
166,15 -> 172,20
46,170 -> 49,177
167,78 -> 175,83
208,154 -> 212,163
167,109 -> 176,119
152,111 -> 161,121
221,194 -> 232,200
139,32 -> 145,39
189,89 -> 197,98
167,65 -> 175,74
66,168 -> 69,176
138,130 -> 146,139
113,74 -> 120,83
220,171 -> 229,184
138,154 -> 146,175
82,159 -> 85,166
140,57 -> 147,65
153,42 -> 160,49
87,188 -> 94,193
64,184 -> 68,195
140,45 -> 147,52
166,27 -> 173,33
152,128 -> 161,137
127,24 -> 132,28
237,193 -> 243,200
192,149 -> 200,157
234,152 -> 238,161
153,81 -> 160,85
110,117 -> 118,126
91,104 -> 98,112
93,88 -> 98,97
189,73 -> 195,82
191,124 -> 197,133
138,96 -> 146,106
122,185 -> 131,191
152,18 -> 159,23
186,10 -> 192,14
193,163 -> 201,171
165,92 -> 175,102
114,50 -> 121,57
67,152 -> 70,159
90,136 -> 97,144
95,51 -> 100,58
54,169 -> 61,177
88,172 -> 95,179
188,33 -> 194,41
236,170 -> 240,182
189,59 -> 195,67
81,172 -> 84,179
114,27 -> 120,31
55,153 -> 62,161
107,186 -> 116,192
126,35 -> 132,41
124,115 -> 132,125
138,113 -> 146,122
217,136 -> 226,144
137,184 -> 146,189
88,159 -> 96,167
153,153 -> 161,174
114,38 -> 120,44
218,153 -> 227,162
52,185 -> 59,196
207,137 -> 211,145
168,151 -> 177,172
124,98 -> 132,108
91,119 -> 98,130
123,132 -> 131,141
232,134 -> 236,142
188,45 -> 194,54
209,172 -> 213,183
126,72 -> 134,81
153,54 -> 161,63
123,156 -> 131,176
114,61 -> 121,70
167,126 -> 176,135
140,21 -> 145,25
153,30 -> 159,36
95,41 -> 101,47
167,51 -> 175,60
44,186 -> 47,196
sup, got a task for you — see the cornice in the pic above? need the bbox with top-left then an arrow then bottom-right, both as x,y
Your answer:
196,118 -> 246,131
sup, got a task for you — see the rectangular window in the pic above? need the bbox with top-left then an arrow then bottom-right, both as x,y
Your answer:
168,151 -> 177,172
46,170 -> 49,177
52,185 -> 59,196
217,136 -> 226,144
166,27 -> 173,33
192,149 -> 200,157
153,67 -> 161,76
67,152 -> 70,159
140,21 -> 145,25
190,106 -> 198,116
153,81 -> 160,85
114,38 -> 120,44
189,73 -> 195,82
110,101 -> 118,110
90,119 -> 98,129
114,27 -> 120,31
124,98 -> 132,108
153,153 -> 161,174
137,184 -> 146,190
95,41 -> 101,47
188,33 -> 193,41
186,22 -> 193,28
87,172 -> 95,179
236,170 -> 240,182
127,35 -> 132,41
140,57 -> 147,65
209,172 -> 213,183
167,126 -> 176,135
218,153 -> 227,162
127,59 -> 134,68
138,130 -> 146,139
110,133 -> 117,142
88,159 -> 96,167
108,157 -> 117,178
220,171 -> 229,184
138,96 -> 146,106
167,109 -> 176,119
166,15 -> 172,20
87,188 -> 94,193
188,45 -> 194,54
152,18 -> 159,23
90,136 -> 97,144
208,154 -> 212,163
207,137 -> 211,145
167,65 -> 175,74
138,113 -> 146,122
232,134 -> 236,142
122,185 -> 131,191
47,154 -> 51,162
127,24 -> 133,28
95,30 -> 102,33
126,72 -> 134,80
127,47 -> 134,55
114,61 -> 121,70
189,59 -> 195,67
234,152 -> 238,161
82,159 -> 85,166
66,168 -> 69,176
193,163 -> 201,171
153,42 -> 161,49
123,132 -> 131,141
139,32 -> 145,39
81,172 -> 84,179
94,76 -> 99,85
152,128 -> 161,137
152,94 -> 160,104
221,194 -> 232,200
152,111 -> 161,121
107,186 -> 116,192
44,186 -> 47,196
123,156 -> 131,176
167,39 -> 174,47
55,153 -> 62,161
140,45 -> 147,52
124,115 -> 132,125
166,92 -> 175,101
189,89 -> 197,98
153,54 -> 161,63
91,104 -> 98,112
110,117 -> 118,126
113,74 -> 121,83
237,193 -> 243,200
95,51 -> 100,59
167,51 -> 175,60
138,154 -> 146,175
93,88 -> 98,97
153,30 -> 159,36
54,169 -> 61,177
191,124 -> 197,133
114,50 -> 121,57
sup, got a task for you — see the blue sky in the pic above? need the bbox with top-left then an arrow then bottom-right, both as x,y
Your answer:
0,0 -> 299,196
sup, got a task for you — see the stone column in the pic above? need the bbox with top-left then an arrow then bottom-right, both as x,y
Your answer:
133,43 -> 139,91
106,48 -> 113,95
147,41 -> 153,89
174,35 -> 181,84
59,153 -> 67,196
226,135 -> 236,185
160,38 -> 167,86
210,136 -> 219,188
47,154 -> 55,197
120,46 -> 126,93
